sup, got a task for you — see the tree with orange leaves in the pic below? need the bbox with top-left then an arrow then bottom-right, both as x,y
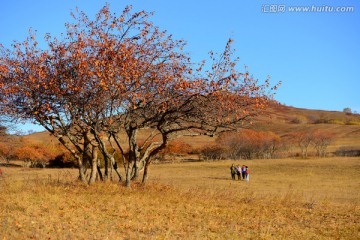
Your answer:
0,4 -> 279,185
216,129 -> 280,160
312,130 -> 334,157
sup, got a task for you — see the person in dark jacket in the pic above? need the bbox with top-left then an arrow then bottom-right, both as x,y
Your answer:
235,165 -> 241,180
230,164 -> 236,180
241,165 -> 246,180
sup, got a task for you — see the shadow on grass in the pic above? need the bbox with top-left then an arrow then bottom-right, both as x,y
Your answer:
204,177 -> 231,181
0,163 -> 22,168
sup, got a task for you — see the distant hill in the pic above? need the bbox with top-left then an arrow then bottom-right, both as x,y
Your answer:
21,104 -> 360,155
252,103 -> 360,153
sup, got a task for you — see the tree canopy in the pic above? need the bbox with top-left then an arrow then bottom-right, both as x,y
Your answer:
0,4 -> 279,185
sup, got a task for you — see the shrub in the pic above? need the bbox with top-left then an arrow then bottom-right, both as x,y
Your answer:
290,115 -> 307,124
0,142 -> 11,163
307,115 -> 320,124
213,130 -> 281,160
345,121 -> 360,126
287,131 -> 314,158
48,152 -> 78,168
287,130 -> 335,158
14,143 -> 59,168
314,118 -> 330,124
159,140 -> 192,161
334,147 -> 360,157
343,107 -> 352,115
200,144 -> 225,160
328,119 -> 345,125
312,130 -> 335,157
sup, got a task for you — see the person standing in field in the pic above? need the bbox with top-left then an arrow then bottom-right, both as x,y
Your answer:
245,166 -> 249,182
241,165 -> 246,180
236,165 -> 241,180
230,164 -> 236,180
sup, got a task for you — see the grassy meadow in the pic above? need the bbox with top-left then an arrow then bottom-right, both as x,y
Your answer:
1,105 -> 359,239
1,157 -> 359,239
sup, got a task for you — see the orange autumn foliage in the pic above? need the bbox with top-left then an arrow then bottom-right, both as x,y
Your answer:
0,4 -> 279,184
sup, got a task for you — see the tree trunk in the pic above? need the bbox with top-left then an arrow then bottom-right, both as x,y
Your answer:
131,160 -> 139,180
142,160 -> 150,184
97,158 -> 103,181
89,146 -> 98,184
111,133 -> 127,182
110,156 -> 122,181
78,161 -> 86,183
103,155 -> 109,181
125,161 -> 132,187
125,127 -> 137,187
125,150 -> 134,187
77,152 -> 87,183
57,136 -> 86,183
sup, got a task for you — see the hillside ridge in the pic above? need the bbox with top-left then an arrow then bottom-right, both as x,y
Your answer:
18,104 -> 360,154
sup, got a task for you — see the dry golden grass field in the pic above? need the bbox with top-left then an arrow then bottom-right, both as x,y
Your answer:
1,157 -> 359,239
1,105 -> 359,239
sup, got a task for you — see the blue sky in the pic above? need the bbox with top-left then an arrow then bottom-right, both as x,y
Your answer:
1,0 -> 359,133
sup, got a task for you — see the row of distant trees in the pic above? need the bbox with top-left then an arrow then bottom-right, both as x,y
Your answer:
0,125 -> 355,168
200,129 -> 335,160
